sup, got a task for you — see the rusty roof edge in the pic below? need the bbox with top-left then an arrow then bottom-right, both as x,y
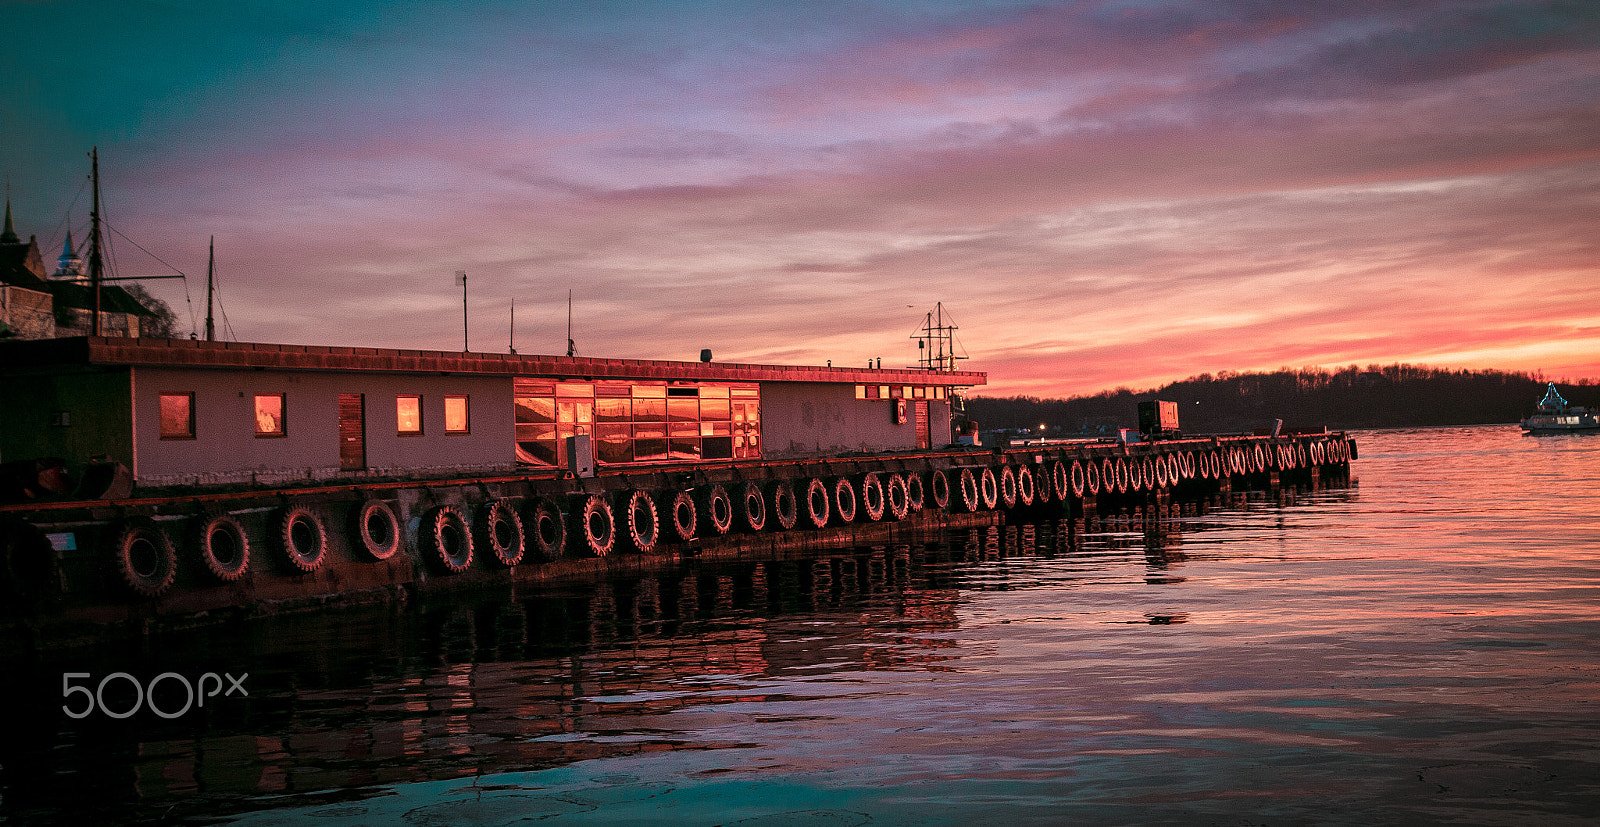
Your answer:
6,336 -> 986,386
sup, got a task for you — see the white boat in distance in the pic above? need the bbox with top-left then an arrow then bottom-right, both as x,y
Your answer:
1521,383 -> 1600,434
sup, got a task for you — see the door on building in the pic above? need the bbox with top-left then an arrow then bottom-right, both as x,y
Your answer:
339,393 -> 366,471
914,400 -> 930,449
556,398 -> 594,467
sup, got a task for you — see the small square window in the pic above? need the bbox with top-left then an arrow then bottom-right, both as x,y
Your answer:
159,393 -> 195,440
397,395 -> 423,435
445,395 -> 470,434
255,394 -> 286,437
855,384 -> 867,400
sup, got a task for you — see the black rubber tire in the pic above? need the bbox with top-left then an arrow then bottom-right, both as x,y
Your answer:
804,478 -> 830,529
738,482 -> 767,533
980,467 -> 999,510
354,500 -> 402,561
999,466 -> 1018,509
958,467 -> 979,512
114,520 -> 177,598
1070,461 -> 1086,497
1017,466 -> 1036,506
576,493 -> 616,556
886,474 -> 910,520
623,490 -> 660,554
700,484 -> 734,536
668,490 -> 698,541
526,498 -> 566,561
860,474 -> 886,522
280,506 -> 327,573
480,499 -> 525,567
426,505 -> 474,573
931,469 -> 951,511
196,513 -> 250,582
770,480 -> 799,530
905,473 -> 926,512
832,477 -> 857,524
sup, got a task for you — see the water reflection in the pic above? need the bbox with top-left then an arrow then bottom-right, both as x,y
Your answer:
5,503 -> 1266,824
17,442 -> 1594,826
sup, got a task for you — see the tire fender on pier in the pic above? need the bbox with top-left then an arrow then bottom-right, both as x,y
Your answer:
425,505 -> 474,573
279,506 -> 327,573
804,478 -> 830,528
479,499 -> 525,567
833,477 -> 858,524
886,474 -> 910,520
739,482 -> 767,533
930,469 -> 951,511
770,480 -> 800,531
861,473 -> 886,522
196,513 -> 250,582
1112,457 -> 1129,493
623,490 -> 660,554
957,468 -> 979,512
576,493 -> 617,557
1083,459 -> 1099,496
1057,461 -> 1075,500
1154,456 -> 1171,489
905,473 -> 926,512
1017,466 -> 1036,506
701,484 -> 734,536
114,519 -> 177,598
998,466 -> 1018,509
667,491 -> 698,542
526,498 -> 568,560
980,467 -> 1000,510
355,500 -> 402,561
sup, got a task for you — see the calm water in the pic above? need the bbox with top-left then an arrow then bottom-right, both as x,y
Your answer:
4,425 -> 1599,825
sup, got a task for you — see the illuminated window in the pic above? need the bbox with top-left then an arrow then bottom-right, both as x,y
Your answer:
878,385 -> 891,399
913,386 -> 926,399
855,384 -> 867,399
397,395 -> 422,435
159,393 -> 194,440
444,395 -> 469,434
254,394 -> 285,437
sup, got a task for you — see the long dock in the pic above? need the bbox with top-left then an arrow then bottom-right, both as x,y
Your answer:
0,432 -> 1354,643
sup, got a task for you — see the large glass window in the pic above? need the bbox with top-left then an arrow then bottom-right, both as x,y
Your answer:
515,379 -> 756,466
397,395 -> 423,435
159,393 -> 194,440
254,394 -> 285,437
444,395 -> 470,434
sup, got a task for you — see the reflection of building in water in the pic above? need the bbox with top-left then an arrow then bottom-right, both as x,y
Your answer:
46,511 -> 1244,820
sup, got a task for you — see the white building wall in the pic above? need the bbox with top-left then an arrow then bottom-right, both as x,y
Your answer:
131,367 -> 514,486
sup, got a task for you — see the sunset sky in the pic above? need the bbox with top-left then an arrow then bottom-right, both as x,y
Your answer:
4,0 -> 1597,397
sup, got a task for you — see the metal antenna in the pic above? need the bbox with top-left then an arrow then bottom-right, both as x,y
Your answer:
566,289 -> 576,357
509,298 -> 516,354
455,270 -> 468,351
204,236 -> 216,341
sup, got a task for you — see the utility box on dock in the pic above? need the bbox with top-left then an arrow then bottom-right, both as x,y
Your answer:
1138,400 -> 1179,438
566,434 -> 595,478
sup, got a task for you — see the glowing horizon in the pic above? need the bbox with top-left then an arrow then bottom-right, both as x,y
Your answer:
4,1 -> 1596,397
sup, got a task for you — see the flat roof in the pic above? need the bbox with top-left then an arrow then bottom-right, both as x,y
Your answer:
0,336 -> 986,387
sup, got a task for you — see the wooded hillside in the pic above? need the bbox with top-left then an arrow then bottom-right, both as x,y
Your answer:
964,366 -> 1599,434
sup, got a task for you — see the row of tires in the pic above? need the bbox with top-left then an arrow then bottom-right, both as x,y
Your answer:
107,439 -> 1351,599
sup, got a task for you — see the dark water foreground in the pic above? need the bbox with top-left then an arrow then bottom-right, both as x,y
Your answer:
3,426 -> 1598,825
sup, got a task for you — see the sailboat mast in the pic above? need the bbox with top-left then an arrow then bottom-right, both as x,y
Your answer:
204,236 -> 216,341
88,147 -> 104,336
